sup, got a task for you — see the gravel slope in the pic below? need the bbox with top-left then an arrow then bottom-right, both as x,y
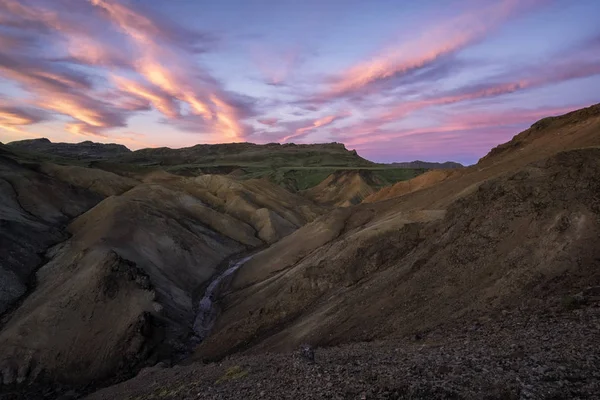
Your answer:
86,300 -> 600,400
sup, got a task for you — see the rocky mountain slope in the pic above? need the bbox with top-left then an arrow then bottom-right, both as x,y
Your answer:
302,170 -> 384,207
190,103 -> 600,361
87,306 -> 600,400
0,148 -> 323,388
0,145 -> 119,316
1,103 -> 599,399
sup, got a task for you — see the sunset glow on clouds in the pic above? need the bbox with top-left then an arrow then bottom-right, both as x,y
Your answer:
0,0 -> 599,163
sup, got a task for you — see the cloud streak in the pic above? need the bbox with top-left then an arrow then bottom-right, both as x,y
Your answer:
380,58 -> 600,122
257,118 -> 279,127
281,113 -> 350,142
0,104 -> 48,133
322,0 -> 544,100
0,0 -> 256,144
0,0 -> 598,160
91,0 -> 254,141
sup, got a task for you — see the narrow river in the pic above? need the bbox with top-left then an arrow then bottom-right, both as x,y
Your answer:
191,255 -> 254,343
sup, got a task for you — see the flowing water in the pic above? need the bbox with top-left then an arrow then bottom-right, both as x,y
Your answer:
191,255 -> 254,342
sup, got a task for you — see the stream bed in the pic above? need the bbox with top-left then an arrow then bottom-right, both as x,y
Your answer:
190,255 -> 254,344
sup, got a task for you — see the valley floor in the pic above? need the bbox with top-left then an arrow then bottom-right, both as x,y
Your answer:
82,300 -> 600,400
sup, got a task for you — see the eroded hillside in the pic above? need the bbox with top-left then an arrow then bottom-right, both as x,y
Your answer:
191,104 -> 600,360
1,104 -> 599,399
0,149 -> 324,387
196,147 -> 600,361
0,150 -> 102,316
78,103 -> 600,400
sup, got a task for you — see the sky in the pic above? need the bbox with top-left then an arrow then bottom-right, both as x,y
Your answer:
0,0 -> 599,164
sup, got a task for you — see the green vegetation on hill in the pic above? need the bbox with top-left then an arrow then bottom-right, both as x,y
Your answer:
264,166 -> 426,191
162,165 -> 425,191
6,139 -> 430,191
121,142 -> 372,167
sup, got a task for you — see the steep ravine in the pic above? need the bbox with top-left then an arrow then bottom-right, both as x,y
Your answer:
178,253 -> 256,361
192,255 -> 255,341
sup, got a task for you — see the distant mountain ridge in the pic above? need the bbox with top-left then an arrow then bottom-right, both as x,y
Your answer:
7,138 -> 131,159
2,138 -> 428,196
6,139 -> 372,166
387,160 -> 464,169
122,141 -> 371,167
6,139 -> 466,169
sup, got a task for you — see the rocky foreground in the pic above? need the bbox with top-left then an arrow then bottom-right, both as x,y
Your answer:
81,297 -> 600,400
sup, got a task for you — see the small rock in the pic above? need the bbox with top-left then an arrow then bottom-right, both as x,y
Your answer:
299,344 -> 315,363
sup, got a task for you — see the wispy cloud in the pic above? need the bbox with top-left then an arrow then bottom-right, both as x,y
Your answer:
380,57 -> 600,122
281,112 -> 350,143
323,51 -> 600,147
0,0 -> 255,144
91,0 -> 254,141
113,75 -> 180,118
321,0 -> 545,100
257,118 -> 279,126
0,0 -> 598,160
0,104 -> 48,133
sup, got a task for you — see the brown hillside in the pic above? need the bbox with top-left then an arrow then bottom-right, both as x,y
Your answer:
0,153 -> 103,316
193,103 -> 600,360
1,104 -> 600,398
196,147 -> 600,361
302,170 -> 382,207
364,103 -> 600,205
364,168 -> 462,203
0,172 -> 323,386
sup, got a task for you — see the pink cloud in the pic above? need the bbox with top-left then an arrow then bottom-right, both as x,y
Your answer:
379,59 -> 600,123
257,118 -> 279,126
0,104 -> 48,133
281,113 -> 350,143
65,122 -> 109,138
0,0 -> 254,144
113,75 -> 180,118
341,103 -> 590,164
91,0 -> 253,141
323,0 -> 545,100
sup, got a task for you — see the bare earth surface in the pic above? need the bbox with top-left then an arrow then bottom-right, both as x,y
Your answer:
86,302 -> 600,400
